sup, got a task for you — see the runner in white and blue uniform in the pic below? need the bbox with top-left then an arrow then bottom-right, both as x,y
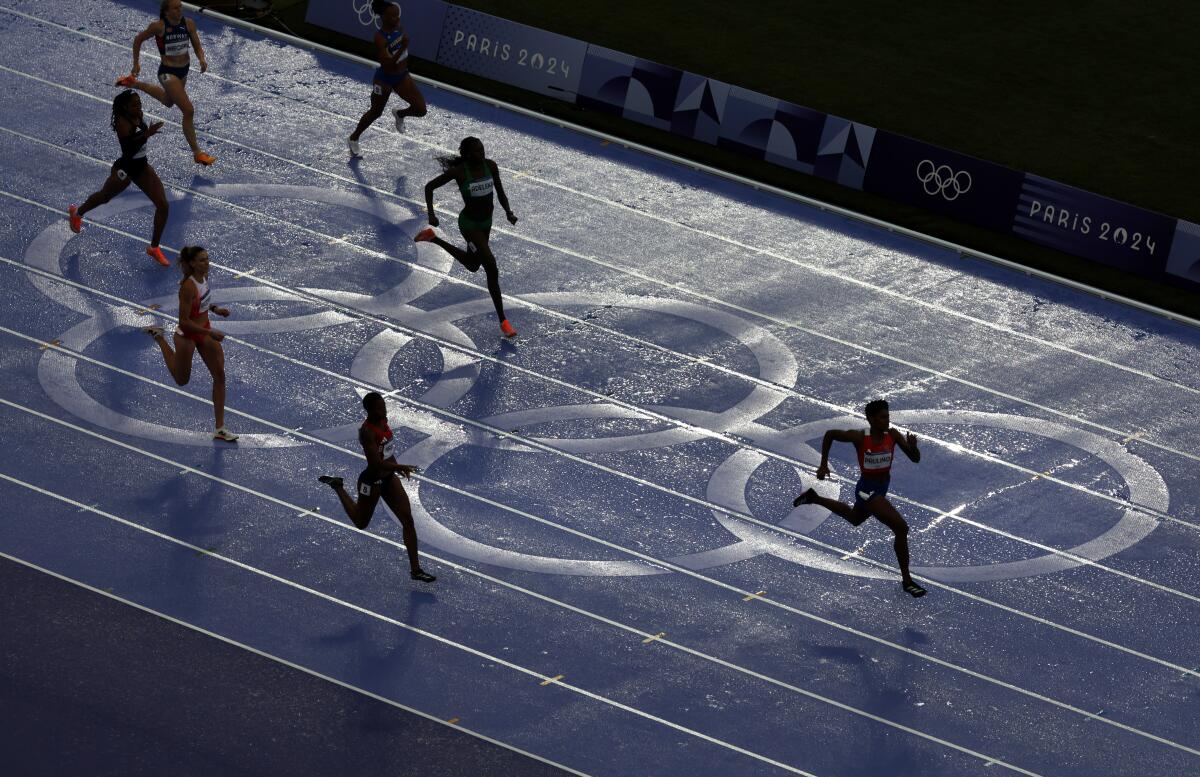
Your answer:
347,0 -> 428,156
115,0 -> 216,165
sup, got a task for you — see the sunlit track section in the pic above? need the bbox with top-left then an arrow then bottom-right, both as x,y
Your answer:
2,120 -> 1189,538
0,472 -> 826,776
0,57 -> 1195,482
0,554 -> 595,777
0,394 -> 1076,773
5,260 -> 1200,726
3,0 -> 1199,396
2,116 -> 1194,550
0,180 -> 1193,607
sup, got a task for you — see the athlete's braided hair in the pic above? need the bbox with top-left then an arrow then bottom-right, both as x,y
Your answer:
111,90 -> 138,132
864,399 -> 889,418
437,136 -> 483,172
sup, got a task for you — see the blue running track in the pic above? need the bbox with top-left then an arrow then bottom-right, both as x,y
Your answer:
1,1 -> 1198,774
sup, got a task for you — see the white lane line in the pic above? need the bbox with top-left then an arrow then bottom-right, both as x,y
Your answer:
4,2 -> 1198,403
5,256 -> 1200,681
0,552 -> 594,777
0,470 -> 819,777
2,71 -> 1200,503
1,126 -> 1193,545
0,393 -> 1050,772
0,58 -> 1195,479
3,231 -> 1196,612
1,389 -> 1197,764
1,135 -> 1192,545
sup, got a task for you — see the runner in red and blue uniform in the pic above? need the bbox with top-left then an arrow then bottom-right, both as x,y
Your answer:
793,399 -> 926,597
347,0 -> 427,157
318,392 -> 436,582
115,0 -> 216,165
143,246 -> 238,442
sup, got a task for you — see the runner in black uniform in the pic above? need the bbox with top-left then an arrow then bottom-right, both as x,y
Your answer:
68,90 -> 172,266
416,137 -> 519,338
115,0 -> 216,165
318,392 -> 436,582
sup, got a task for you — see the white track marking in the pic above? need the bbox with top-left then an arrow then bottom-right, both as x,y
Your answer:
0,399 -> 1179,768
3,183 -> 1198,603
0,552 -> 594,777
0,470 -> 820,776
0,56 -> 1195,477
3,0 -> 1199,396
3,356 -> 1200,766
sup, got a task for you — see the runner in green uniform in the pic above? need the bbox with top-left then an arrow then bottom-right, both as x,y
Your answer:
416,137 -> 519,338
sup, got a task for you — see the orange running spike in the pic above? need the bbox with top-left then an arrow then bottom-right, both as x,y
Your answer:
500,319 -> 517,338
193,152 -> 216,166
146,245 -> 169,266
68,205 -> 82,234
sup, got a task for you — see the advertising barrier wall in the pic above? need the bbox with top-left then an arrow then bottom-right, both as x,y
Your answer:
1012,175 -> 1176,274
304,0 -> 446,60
304,0 -> 1198,292
862,132 -> 1024,233
435,5 -> 586,98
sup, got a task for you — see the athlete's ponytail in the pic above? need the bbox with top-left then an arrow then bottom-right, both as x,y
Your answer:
179,245 -> 206,276
437,136 -> 483,172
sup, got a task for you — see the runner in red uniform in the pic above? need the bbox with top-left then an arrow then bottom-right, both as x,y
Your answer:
318,392 -> 435,582
793,399 -> 926,597
143,245 -> 237,442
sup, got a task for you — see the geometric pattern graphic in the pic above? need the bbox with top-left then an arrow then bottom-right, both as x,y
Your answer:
716,87 -> 827,174
813,115 -> 876,190
671,72 -> 729,144
576,46 -> 685,130
1165,219 -> 1200,285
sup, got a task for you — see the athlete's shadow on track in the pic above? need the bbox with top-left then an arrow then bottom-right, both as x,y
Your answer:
319,590 -> 437,733
346,162 -> 415,253
808,641 -> 925,774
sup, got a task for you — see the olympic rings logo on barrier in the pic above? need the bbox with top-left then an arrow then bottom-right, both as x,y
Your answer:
27,184 -> 1170,584
917,159 -> 972,201
350,0 -> 392,29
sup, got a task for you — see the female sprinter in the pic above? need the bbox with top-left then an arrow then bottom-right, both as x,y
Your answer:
68,90 -> 172,267
415,137 -> 519,338
347,0 -> 427,156
115,0 -> 216,165
793,399 -> 926,597
318,392 -> 436,582
143,246 -> 238,442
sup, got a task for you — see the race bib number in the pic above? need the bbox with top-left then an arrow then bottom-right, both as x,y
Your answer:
863,450 -> 893,469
